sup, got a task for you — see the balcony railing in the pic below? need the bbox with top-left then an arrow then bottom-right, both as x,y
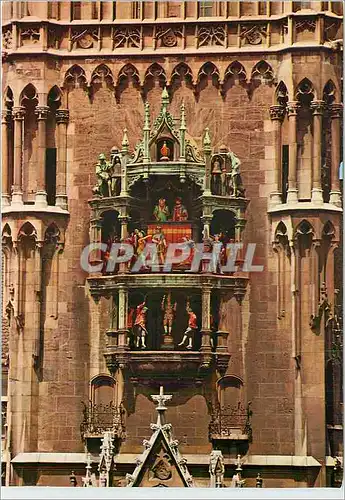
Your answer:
81,401 -> 125,440
209,402 -> 252,441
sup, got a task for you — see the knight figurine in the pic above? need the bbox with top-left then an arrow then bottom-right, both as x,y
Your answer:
172,197 -> 188,222
93,153 -> 111,197
178,305 -> 198,350
161,292 -> 177,336
133,302 -> 148,349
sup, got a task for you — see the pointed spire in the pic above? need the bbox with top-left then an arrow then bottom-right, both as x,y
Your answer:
151,385 -> 172,427
180,102 -> 186,131
121,128 -> 129,152
161,87 -> 170,113
144,101 -> 150,130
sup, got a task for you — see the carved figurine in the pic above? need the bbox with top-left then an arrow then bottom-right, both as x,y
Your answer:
211,158 -> 222,195
161,292 -> 177,336
211,234 -> 224,274
228,151 -> 245,197
108,148 -> 121,196
93,153 -> 111,197
133,302 -> 148,349
178,305 -> 198,350
172,197 -> 188,222
160,141 -> 171,161
135,231 -> 151,270
153,198 -> 170,223
152,226 -> 167,266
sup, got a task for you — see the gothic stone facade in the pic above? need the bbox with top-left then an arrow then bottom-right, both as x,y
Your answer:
1,0 -> 343,488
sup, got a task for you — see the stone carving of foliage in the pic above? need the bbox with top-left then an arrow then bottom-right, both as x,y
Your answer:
2,30 -> 12,50
251,61 -> 274,83
295,19 -> 316,33
113,27 -> 140,49
64,65 -> 87,89
198,25 -> 226,47
71,29 -> 99,49
21,27 -> 40,44
156,26 -> 183,48
240,24 -> 267,45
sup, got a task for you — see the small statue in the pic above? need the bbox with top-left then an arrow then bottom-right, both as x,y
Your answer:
153,198 -> 170,222
135,231 -> 151,270
211,158 -> 222,195
160,141 -> 171,161
228,151 -> 245,197
152,226 -> 167,266
172,197 -> 188,222
211,234 -> 224,274
133,302 -> 148,349
178,305 -> 198,350
161,292 -> 177,336
93,153 -> 111,197
220,163 -> 229,196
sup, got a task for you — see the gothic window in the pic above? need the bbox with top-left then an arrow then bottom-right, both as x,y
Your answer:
199,1 -> 214,17
71,1 -> 81,20
282,145 -> 289,203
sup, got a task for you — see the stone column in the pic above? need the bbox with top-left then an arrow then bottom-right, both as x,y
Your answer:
287,101 -> 299,204
2,110 -> 11,206
89,218 -> 103,267
311,100 -> 325,204
200,287 -> 212,352
118,286 -> 129,349
35,105 -> 50,207
203,128 -> 212,195
12,107 -> 25,205
329,104 -> 342,206
55,109 -> 69,210
269,105 -> 285,206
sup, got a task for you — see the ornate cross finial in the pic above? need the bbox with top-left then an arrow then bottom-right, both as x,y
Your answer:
180,102 -> 186,131
121,128 -> 129,152
203,127 -> 211,151
151,386 -> 172,427
161,87 -> 170,112
144,101 -> 150,130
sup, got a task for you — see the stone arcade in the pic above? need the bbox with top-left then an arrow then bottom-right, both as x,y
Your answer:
1,0 -> 343,488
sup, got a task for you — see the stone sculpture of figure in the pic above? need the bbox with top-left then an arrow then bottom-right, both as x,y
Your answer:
178,305 -> 198,350
220,163 -> 229,196
161,292 -> 177,336
93,153 -> 111,197
152,226 -> 167,266
228,151 -> 245,197
231,473 -> 245,488
211,234 -> 224,274
172,197 -> 188,222
160,141 -> 171,161
133,302 -> 148,349
211,158 -> 222,195
153,198 -> 170,222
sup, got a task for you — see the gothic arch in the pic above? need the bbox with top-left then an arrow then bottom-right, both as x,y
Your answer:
295,77 -> 315,104
144,63 -> 167,87
47,85 -> 62,108
3,86 -> 13,109
294,219 -> 315,241
44,223 -> 61,244
323,79 -> 337,105
224,61 -> 247,84
251,60 -> 275,83
117,63 -> 140,86
196,62 -> 220,86
19,83 -> 38,106
17,221 -> 38,242
170,62 -> 194,87
91,64 -> 114,88
63,64 -> 87,90
275,81 -> 289,106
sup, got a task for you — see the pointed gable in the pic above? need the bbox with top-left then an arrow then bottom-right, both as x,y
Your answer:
126,387 -> 194,487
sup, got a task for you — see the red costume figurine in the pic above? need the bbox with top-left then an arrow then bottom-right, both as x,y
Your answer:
134,302 -> 148,349
172,197 -> 188,222
178,306 -> 197,349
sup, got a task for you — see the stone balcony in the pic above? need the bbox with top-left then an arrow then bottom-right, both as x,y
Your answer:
80,401 -> 126,441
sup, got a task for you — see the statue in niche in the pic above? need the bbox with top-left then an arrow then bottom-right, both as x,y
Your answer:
211,234 -> 224,274
108,147 -> 121,195
211,158 -> 222,195
178,304 -> 198,350
133,302 -> 148,349
161,292 -> 177,336
93,153 -> 111,197
228,151 -> 245,198
153,198 -> 170,222
160,141 -> 171,161
152,226 -> 167,266
172,197 -> 188,222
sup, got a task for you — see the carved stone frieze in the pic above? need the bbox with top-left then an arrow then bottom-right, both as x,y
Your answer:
21,27 -> 40,45
295,19 -> 316,33
156,26 -> 183,48
240,24 -> 267,45
71,28 -> 99,49
2,29 -> 12,50
113,27 -> 140,49
198,25 -> 226,47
